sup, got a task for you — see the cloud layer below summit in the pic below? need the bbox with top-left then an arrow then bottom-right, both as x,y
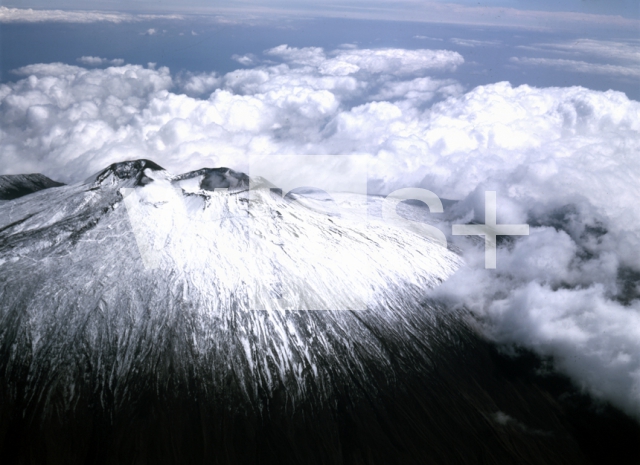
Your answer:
1,44 -> 640,419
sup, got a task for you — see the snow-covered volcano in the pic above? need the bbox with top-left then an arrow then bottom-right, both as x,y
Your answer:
0,160 -> 637,465
0,158 -> 461,404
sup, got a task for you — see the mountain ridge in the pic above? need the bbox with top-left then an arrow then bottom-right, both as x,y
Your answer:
0,173 -> 65,200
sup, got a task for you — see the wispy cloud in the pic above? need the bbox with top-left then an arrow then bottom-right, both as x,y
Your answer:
510,56 -> 640,79
450,38 -> 501,47
1,4 -> 638,30
0,6 -> 182,23
218,1 -> 640,30
518,39 -> 640,63
414,35 -> 443,41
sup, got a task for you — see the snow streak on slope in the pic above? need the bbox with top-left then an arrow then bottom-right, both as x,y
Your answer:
0,160 -> 461,410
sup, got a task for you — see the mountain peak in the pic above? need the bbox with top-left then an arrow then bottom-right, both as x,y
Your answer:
174,167 -> 250,193
0,173 -> 64,200
90,159 -> 166,187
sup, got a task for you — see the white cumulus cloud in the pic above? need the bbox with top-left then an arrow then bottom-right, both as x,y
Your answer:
77,56 -> 125,67
266,45 -> 464,76
371,77 -> 463,103
232,53 -> 258,66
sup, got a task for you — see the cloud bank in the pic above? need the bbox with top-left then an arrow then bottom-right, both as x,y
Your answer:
1,45 -> 639,420
265,45 -> 464,75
